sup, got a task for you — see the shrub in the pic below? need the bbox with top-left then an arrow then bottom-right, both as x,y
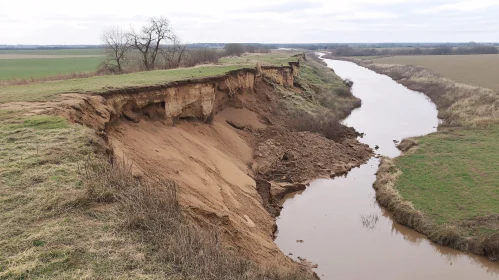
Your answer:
182,48 -> 221,67
224,43 -> 245,57
288,112 -> 347,141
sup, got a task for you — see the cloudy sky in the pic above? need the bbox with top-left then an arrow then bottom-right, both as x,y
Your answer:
2,0 -> 499,44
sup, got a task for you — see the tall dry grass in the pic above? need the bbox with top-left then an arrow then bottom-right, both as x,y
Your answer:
83,159 -> 314,279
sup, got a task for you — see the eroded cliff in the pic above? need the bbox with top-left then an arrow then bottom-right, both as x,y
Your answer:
54,60 -> 371,272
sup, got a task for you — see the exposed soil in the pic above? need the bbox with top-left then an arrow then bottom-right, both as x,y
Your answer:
2,64 -> 372,274
104,77 -> 372,269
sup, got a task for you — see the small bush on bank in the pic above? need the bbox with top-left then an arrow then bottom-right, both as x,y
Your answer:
288,112 -> 347,141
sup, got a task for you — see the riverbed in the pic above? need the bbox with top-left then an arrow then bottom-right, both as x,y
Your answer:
274,58 -> 499,279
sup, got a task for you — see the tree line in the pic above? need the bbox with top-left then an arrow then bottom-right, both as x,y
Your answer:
101,17 -> 270,74
329,44 -> 499,57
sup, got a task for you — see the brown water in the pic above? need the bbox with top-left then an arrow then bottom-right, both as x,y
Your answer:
274,58 -> 499,279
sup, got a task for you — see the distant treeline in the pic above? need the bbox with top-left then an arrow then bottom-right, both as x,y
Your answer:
3,42 -> 499,52
328,44 -> 499,57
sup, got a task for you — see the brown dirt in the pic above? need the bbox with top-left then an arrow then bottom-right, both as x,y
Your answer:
105,78 -> 372,267
253,127 -> 371,198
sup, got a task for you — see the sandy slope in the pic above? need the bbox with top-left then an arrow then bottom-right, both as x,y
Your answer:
109,109 -> 291,264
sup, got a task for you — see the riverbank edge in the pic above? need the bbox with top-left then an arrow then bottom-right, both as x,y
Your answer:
330,55 -> 499,261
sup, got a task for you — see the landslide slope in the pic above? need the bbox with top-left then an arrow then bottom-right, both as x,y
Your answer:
0,53 -> 371,278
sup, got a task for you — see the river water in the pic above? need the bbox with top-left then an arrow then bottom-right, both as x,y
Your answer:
274,58 -> 499,279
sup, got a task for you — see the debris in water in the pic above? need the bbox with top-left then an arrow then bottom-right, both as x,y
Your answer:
374,145 -> 379,150
360,213 -> 379,230
296,240 -> 304,243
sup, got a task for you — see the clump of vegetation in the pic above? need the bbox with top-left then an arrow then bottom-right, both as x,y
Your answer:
287,111 -> 348,141
296,54 -> 361,119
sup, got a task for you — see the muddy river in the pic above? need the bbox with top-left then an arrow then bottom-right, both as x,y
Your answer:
274,58 -> 499,279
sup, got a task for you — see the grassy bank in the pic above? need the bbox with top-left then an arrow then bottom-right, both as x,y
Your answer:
271,54 -> 359,123
356,58 -> 499,260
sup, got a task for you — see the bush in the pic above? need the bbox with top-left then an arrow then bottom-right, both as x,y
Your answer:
225,43 -> 245,57
288,112 -> 347,141
181,48 -> 221,67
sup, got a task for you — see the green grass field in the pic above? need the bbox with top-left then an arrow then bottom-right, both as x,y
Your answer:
0,49 -> 105,81
0,64 -> 249,103
0,57 -> 104,81
394,128 -> 499,228
220,52 -> 300,66
0,49 -> 104,56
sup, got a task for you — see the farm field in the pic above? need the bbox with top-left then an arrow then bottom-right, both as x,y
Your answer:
0,48 -> 105,56
0,49 -> 105,81
374,54 -> 499,91
0,64 -> 250,103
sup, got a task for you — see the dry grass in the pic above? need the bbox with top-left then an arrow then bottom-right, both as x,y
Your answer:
396,138 -> 417,153
0,111 -> 314,279
0,112 -> 137,279
300,55 -> 361,119
287,111 -> 349,142
373,55 -> 499,91
275,54 -> 361,131
83,159 -> 314,280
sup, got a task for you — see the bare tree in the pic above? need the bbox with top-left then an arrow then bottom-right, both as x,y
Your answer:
101,27 -> 130,73
160,34 -> 188,69
128,17 -> 174,70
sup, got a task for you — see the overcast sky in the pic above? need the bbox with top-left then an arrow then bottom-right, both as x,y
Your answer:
2,0 -> 499,44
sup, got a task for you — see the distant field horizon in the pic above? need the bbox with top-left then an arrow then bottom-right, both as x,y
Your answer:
374,54 -> 499,91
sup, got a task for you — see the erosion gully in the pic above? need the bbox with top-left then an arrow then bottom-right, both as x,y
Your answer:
274,57 -> 499,279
